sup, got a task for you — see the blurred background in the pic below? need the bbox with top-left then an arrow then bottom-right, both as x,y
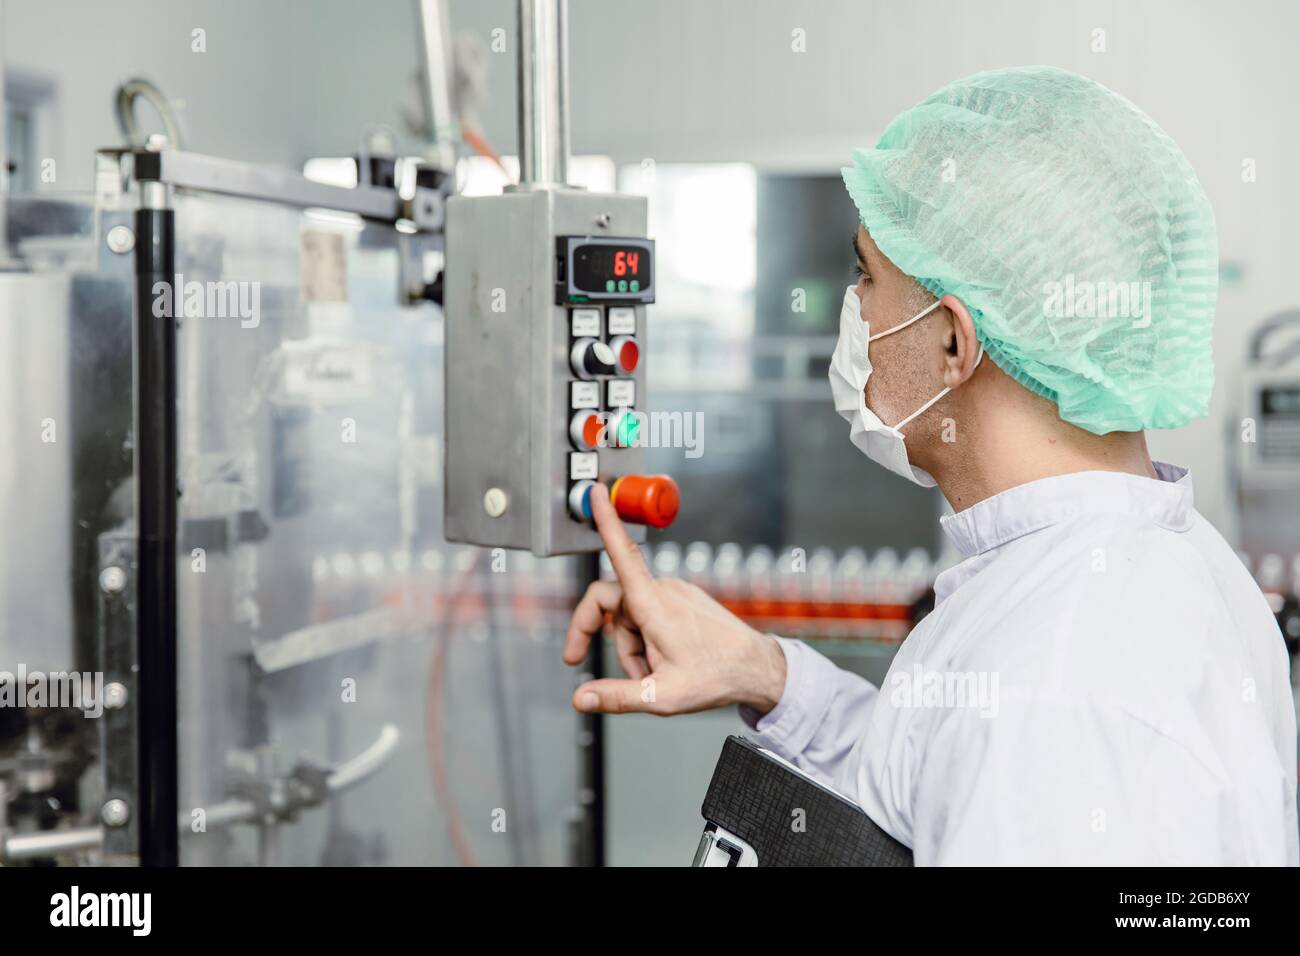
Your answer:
2,0 -> 1297,866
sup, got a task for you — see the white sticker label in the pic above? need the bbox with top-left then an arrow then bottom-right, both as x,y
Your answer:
570,452 -> 599,480
301,230 -> 348,304
607,379 -> 635,408
281,341 -> 373,403
607,307 -> 636,335
570,308 -> 601,337
570,381 -> 600,409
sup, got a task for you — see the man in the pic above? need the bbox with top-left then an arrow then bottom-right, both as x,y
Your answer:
562,66 -> 1299,865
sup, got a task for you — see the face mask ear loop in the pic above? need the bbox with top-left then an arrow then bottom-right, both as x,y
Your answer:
893,345 -> 986,433
894,383 -> 951,432
867,298 -> 943,343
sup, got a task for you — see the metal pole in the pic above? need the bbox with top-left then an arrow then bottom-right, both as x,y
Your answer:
0,1 -> 23,271
516,0 -> 570,187
415,0 -> 457,172
134,181 -> 179,867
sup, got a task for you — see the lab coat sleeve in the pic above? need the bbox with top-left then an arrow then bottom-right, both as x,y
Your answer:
738,635 -> 879,790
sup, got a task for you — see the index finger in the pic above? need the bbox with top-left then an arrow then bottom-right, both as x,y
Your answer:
589,482 -> 655,597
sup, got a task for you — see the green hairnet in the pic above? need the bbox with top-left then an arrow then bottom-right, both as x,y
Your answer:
842,66 -> 1218,434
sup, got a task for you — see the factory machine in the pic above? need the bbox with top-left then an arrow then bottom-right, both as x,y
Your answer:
0,0 -> 669,867
1235,310 -> 1300,658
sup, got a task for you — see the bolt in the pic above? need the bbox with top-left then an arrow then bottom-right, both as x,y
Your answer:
594,213 -> 611,229
106,225 -> 135,254
483,487 -> 509,518
103,682 -> 128,710
101,799 -> 130,828
99,566 -> 127,594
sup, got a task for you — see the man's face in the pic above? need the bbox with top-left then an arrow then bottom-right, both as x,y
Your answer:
851,227 -> 949,431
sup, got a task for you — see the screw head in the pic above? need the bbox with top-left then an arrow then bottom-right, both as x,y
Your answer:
106,225 -> 135,254
594,213 -> 611,229
99,566 -> 127,594
101,798 -> 130,827
103,682 -> 129,710
483,488 -> 509,518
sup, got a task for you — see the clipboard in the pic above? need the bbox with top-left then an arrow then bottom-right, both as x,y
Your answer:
693,735 -> 913,867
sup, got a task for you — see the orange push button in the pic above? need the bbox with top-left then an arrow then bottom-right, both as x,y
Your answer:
569,411 -> 605,450
609,474 -> 680,529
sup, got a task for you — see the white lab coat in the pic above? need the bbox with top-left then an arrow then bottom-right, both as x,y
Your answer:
743,464 -> 1300,865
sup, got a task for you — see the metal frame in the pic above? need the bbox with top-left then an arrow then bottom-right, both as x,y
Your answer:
125,149 -> 445,231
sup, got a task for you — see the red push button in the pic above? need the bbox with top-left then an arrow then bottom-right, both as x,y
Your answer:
569,411 -> 605,450
609,336 -> 639,374
609,474 -> 680,529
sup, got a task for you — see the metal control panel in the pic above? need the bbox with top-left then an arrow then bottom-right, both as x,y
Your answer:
444,187 -> 653,555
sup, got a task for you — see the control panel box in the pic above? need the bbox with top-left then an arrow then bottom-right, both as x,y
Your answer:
444,187 -> 653,555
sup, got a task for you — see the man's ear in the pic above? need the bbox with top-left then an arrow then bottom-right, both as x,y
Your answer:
939,294 -> 980,388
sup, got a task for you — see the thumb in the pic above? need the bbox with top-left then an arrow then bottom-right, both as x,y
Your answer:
573,677 -> 660,715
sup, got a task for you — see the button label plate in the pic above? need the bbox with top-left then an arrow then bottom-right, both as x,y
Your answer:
607,307 -> 636,335
570,381 -> 600,409
570,307 -> 602,337
569,452 -> 599,480
607,379 -> 635,408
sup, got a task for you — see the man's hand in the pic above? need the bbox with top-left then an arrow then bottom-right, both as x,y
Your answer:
563,483 -> 787,716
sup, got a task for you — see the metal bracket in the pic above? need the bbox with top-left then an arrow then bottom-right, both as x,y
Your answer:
97,529 -> 139,863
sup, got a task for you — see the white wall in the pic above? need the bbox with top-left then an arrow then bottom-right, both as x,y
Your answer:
1,0 -> 419,185
6,0 -> 1295,530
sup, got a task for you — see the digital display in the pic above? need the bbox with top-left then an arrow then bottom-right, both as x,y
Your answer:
1262,386 -> 1300,416
572,243 -> 651,294
558,236 -> 655,303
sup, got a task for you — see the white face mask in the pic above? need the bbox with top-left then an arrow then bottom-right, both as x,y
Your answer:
828,285 -> 983,487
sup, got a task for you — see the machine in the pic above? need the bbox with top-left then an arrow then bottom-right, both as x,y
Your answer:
0,0 -> 660,867
1235,309 -> 1300,657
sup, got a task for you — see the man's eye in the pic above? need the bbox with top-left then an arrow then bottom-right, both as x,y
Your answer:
853,263 -> 871,282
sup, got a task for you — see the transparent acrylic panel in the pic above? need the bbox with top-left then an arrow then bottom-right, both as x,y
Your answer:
171,192 -> 580,866
0,193 -> 134,862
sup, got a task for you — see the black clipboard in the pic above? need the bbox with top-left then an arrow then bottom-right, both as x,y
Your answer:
694,735 -> 913,867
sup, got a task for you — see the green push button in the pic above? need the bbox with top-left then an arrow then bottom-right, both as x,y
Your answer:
616,412 -> 640,447
617,280 -> 628,293
606,279 -> 615,292
630,280 -> 640,292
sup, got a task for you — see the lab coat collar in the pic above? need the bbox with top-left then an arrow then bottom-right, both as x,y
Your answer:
939,461 -> 1194,560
